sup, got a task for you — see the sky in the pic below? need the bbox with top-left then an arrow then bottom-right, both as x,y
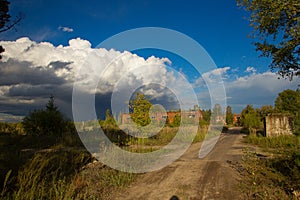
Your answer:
0,0 -> 299,121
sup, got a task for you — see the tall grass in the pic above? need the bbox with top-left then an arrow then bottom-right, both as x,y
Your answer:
244,134 -> 300,149
239,149 -> 291,199
1,150 -> 136,200
70,164 -> 135,199
239,134 -> 300,199
1,123 -> 207,199
1,150 -> 91,200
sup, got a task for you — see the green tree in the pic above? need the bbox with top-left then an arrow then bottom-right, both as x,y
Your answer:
102,109 -> 117,128
129,93 -> 152,126
225,106 -> 234,125
240,105 -> 262,132
199,109 -> 211,127
46,95 -> 57,111
257,105 -> 274,118
202,109 -> 211,123
275,89 -> 300,135
256,105 -> 274,125
172,114 -> 181,127
22,95 -> 67,136
211,104 -> 223,124
237,0 -> 300,79
275,89 -> 300,116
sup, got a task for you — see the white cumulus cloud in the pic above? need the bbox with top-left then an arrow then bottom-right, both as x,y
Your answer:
0,37 -> 182,117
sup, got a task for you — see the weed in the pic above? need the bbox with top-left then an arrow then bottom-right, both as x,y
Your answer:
69,163 -> 136,199
244,134 -> 300,150
239,135 -> 300,199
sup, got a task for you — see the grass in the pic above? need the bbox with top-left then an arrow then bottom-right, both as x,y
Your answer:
244,134 -> 300,150
1,148 -> 91,199
1,151 -> 135,200
1,124 -> 209,199
115,125 -> 208,153
0,131 -> 136,200
97,125 -> 180,154
70,163 -> 135,199
238,134 -> 300,199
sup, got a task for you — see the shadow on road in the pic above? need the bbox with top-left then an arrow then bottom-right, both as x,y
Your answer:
224,127 -> 243,135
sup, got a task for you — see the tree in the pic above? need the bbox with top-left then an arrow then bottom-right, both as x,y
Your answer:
171,114 -> 181,127
275,89 -> 300,116
199,109 -> 211,127
22,96 -> 67,136
0,0 -> 11,32
275,89 -> 300,135
0,0 -> 23,59
211,104 -> 223,124
257,105 -> 274,118
202,109 -> 211,123
237,0 -> 300,79
225,106 -> 234,125
46,95 -> 57,111
0,0 -> 22,33
240,105 -> 262,132
129,93 -> 152,126
256,105 -> 274,124
102,109 -> 117,128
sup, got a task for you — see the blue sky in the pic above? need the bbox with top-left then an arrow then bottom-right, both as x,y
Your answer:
0,0 -> 299,120
4,0 -> 268,71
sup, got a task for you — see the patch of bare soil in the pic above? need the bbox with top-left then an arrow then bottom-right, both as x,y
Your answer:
112,127 -> 246,200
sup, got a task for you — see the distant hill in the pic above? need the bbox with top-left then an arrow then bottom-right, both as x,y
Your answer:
0,113 -> 24,123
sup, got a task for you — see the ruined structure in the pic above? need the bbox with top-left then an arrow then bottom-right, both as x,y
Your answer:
121,109 -> 202,125
264,113 -> 294,137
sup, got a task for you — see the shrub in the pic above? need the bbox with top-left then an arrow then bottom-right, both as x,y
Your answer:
240,127 -> 250,134
222,126 -> 229,133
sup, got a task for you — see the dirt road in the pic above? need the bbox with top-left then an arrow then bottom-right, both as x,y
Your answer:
113,127 -> 245,200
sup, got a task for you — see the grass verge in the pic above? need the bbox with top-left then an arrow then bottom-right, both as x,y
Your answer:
238,135 -> 300,200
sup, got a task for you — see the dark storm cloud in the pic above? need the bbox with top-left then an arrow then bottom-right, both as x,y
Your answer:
5,83 -> 74,117
0,59 -> 73,118
95,92 -> 113,120
7,83 -> 72,98
0,98 -> 45,116
0,59 -> 66,86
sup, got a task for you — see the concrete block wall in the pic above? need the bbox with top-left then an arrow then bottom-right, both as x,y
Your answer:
265,114 -> 294,137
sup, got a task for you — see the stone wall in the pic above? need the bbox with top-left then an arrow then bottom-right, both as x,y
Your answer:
264,114 -> 294,137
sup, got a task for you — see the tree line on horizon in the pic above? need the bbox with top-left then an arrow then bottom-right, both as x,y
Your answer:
238,89 -> 300,135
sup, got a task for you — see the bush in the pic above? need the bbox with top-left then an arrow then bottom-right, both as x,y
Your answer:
222,126 -> 229,133
240,127 -> 250,134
